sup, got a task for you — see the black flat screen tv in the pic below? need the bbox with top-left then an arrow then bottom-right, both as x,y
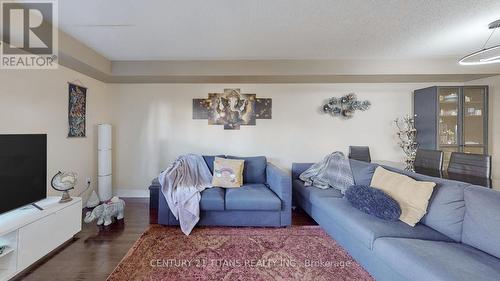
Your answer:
0,134 -> 47,214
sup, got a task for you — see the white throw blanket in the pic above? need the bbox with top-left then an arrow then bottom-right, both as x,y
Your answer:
158,154 -> 213,235
299,151 -> 354,194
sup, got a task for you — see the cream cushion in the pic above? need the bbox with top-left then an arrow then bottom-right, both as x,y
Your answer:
370,167 -> 436,226
212,157 -> 244,188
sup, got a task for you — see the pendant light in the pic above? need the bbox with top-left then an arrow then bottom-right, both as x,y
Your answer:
459,19 -> 500,65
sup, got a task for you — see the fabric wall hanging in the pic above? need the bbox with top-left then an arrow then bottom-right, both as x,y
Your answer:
68,82 -> 87,137
193,88 -> 272,130
322,93 -> 371,119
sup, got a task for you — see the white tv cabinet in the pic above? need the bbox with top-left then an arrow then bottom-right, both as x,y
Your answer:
0,197 -> 82,281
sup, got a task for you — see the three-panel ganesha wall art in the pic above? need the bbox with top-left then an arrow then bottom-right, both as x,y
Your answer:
193,88 -> 272,130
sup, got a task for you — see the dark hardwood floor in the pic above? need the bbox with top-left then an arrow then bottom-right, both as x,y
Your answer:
14,198 -> 150,281
14,198 -> 316,281
292,206 -> 317,226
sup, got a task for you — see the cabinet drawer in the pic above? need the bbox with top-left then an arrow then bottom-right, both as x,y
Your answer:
17,202 -> 81,270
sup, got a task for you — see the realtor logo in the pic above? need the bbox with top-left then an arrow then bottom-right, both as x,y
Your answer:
1,0 -> 58,69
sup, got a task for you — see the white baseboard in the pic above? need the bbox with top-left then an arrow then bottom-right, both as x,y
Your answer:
113,188 -> 150,198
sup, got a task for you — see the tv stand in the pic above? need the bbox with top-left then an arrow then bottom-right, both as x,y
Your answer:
31,203 -> 44,210
0,197 -> 81,281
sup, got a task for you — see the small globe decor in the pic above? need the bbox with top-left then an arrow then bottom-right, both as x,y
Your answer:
51,171 -> 77,203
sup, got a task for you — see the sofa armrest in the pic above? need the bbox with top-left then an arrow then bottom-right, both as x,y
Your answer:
292,163 -> 314,181
266,163 -> 292,226
149,183 -> 160,209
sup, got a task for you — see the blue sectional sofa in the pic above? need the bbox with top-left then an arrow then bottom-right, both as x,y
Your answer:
151,155 -> 292,227
292,159 -> 500,281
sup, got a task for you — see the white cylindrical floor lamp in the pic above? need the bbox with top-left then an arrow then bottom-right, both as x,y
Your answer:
98,124 -> 112,201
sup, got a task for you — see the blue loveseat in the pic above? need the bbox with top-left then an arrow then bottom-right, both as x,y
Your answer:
292,159 -> 500,281
150,155 -> 291,227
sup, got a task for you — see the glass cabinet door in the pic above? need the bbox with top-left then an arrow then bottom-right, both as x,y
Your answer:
438,88 -> 460,145
438,87 -> 460,168
463,87 -> 487,154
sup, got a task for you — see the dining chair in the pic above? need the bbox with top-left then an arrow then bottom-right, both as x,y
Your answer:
348,146 -> 371,163
447,152 -> 492,179
414,149 -> 444,171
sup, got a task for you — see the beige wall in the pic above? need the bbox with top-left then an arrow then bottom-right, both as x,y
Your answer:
0,66 -> 112,201
2,70 -> 497,198
466,74 -> 500,180
109,83 -> 446,194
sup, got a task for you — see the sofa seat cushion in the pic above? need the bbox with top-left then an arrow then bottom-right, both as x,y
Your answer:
293,179 -> 343,204
200,187 -> 225,211
374,237 -> 500,281
225,183 -> 281,211
314,197 -> 453,250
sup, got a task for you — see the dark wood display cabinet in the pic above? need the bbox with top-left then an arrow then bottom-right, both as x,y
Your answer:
414,86 -> 488,169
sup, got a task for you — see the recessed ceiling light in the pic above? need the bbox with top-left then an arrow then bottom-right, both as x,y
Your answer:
459,19 -> 500,65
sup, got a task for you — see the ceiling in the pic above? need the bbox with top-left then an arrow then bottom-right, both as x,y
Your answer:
58,0 -> 500,61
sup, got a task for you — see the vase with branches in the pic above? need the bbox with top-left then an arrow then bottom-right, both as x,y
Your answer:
394,115 -> 418,171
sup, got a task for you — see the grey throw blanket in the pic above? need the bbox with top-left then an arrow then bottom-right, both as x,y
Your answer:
158,154 -> 213,235
299,151 -> 354,194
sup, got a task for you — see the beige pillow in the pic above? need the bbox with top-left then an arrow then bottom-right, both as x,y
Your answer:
212,157 -> 244,188
370,167 -> 436,226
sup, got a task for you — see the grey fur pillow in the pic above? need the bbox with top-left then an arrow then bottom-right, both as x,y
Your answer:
345,185 -> 401,221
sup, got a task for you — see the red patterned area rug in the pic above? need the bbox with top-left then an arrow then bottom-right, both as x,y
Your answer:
107,225 -> 374,281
